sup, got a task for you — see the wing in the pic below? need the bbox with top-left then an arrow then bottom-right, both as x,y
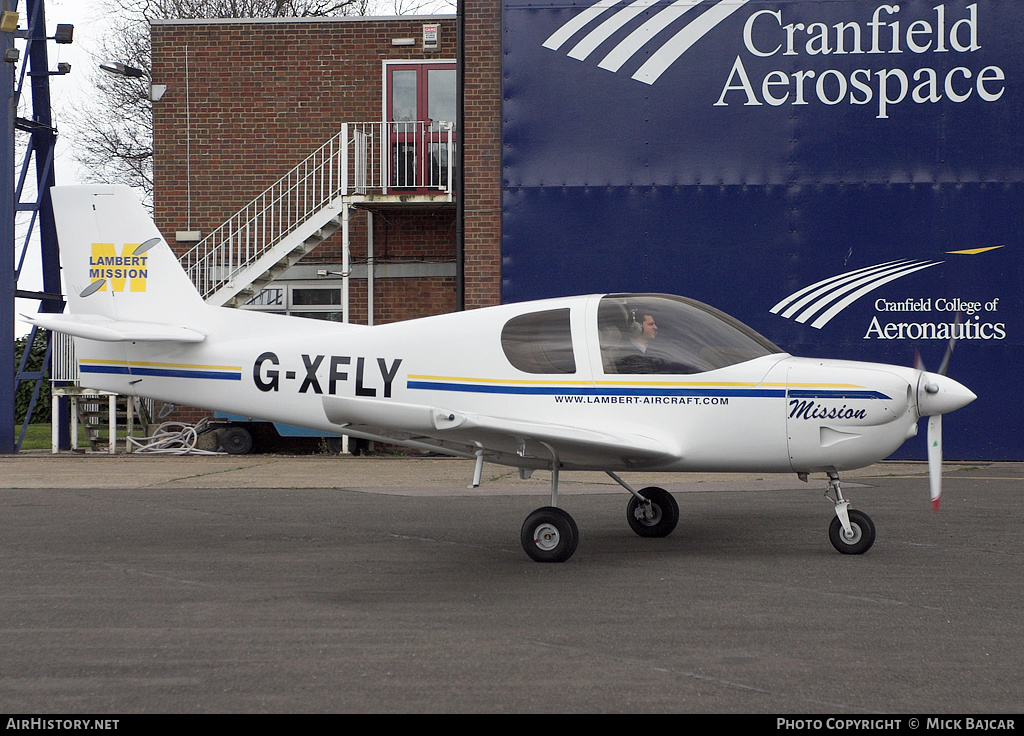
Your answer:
322,395 -> 680,471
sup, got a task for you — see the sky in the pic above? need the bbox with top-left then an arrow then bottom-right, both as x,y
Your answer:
47,0 -> 108,183
13,0 -> 107,336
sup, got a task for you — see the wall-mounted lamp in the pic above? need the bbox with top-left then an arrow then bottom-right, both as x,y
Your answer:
150,84 -> 167,101
391,38 -> 415,47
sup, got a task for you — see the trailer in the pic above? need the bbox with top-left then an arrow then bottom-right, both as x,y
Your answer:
212,412 -> 351,455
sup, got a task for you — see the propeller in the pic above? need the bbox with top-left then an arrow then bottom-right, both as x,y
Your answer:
927,414 -> 943,511
914,316 -> 975,511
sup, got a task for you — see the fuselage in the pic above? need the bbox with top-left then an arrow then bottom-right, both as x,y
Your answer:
70,293 -> 971,475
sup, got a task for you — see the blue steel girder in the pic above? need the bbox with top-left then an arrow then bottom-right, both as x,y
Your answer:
3,0 -> 67,453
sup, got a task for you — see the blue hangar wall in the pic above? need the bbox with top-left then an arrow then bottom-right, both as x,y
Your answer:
501,0 -> 1023,460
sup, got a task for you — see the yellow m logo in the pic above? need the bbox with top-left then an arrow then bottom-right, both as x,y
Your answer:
88,243 -> 149,292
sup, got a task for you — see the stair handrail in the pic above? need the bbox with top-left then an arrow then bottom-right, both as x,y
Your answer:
180,125 -> 352,300
180,121 -> 455,302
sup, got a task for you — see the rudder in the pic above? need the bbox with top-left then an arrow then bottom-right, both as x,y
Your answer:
51,185 -> 206,322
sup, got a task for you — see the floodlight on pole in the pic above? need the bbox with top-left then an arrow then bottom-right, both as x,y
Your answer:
53,23 -> 72,44
4,0 -> 73,454
99,62 -> 144,78
0,11 -> 18,34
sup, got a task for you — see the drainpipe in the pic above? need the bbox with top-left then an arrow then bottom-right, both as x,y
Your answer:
455,0 -> 465,311
367,210 -> 374,326
342,203 -> 350,324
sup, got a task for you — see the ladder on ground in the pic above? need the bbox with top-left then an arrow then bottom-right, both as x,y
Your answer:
69,392 -> 152,453
50,333 -> 154,453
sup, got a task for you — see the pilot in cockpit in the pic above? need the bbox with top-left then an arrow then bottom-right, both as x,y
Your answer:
627,308 -> 658,354
616,306 -> 664,373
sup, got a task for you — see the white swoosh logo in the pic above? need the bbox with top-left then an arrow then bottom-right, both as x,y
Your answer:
771,259 -> 943,329
544,0 -> 750,85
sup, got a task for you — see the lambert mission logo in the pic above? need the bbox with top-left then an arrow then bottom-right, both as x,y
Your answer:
87,242 -> 149,293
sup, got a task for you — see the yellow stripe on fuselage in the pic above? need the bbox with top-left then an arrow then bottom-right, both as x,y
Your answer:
79,358 -> 242,371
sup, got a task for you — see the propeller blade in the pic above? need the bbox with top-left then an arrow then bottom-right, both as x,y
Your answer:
919,315 -> 965,512
936,314 -> 961,376
927,414 -> 943,511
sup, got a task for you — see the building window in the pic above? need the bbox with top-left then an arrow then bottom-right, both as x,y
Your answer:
385,61 -> 456,190
242,284 -> 344,322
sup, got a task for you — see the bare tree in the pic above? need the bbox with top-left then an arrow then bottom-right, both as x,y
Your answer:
68,0 -> 376,203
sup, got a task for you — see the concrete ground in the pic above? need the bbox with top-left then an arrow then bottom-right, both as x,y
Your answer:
1,451 -> 1021,713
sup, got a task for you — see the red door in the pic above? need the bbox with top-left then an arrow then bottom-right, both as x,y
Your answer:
386,63 -> 456,190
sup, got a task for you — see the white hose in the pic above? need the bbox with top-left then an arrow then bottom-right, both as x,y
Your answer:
126,417 -> 224,455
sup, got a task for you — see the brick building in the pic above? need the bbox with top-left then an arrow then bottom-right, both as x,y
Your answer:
149,1 -> 502,328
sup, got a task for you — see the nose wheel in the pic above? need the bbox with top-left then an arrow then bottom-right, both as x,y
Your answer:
826,473 -> 876,555
829,508 -> 875,554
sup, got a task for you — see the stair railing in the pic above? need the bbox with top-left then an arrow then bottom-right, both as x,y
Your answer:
181,121 -> 455,301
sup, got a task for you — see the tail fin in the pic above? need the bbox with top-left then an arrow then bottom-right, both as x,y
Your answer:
23,186 -> 207,342
54,185 -> 205,320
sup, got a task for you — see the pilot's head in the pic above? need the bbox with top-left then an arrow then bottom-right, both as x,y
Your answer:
630,309 -> 658,344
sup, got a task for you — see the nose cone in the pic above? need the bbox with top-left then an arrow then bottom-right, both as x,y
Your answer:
917,372 -> 977,417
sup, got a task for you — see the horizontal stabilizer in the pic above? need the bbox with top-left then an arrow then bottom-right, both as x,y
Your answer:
22,313 -> 206,343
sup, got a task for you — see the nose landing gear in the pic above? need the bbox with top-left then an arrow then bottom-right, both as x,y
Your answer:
826,472 -> 876,555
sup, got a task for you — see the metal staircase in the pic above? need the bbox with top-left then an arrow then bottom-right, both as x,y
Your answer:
181,121 -> 455,308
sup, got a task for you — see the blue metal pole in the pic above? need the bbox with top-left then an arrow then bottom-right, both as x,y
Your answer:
1,1 -> 18,454
4,0 -> 69,452
21,0 -> 67,450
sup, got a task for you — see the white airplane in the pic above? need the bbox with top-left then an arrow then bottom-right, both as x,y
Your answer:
25,186 -> 977,562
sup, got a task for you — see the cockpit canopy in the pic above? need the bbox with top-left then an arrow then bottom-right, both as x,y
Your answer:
598,294 -> 783,374
500,294 -> 783,376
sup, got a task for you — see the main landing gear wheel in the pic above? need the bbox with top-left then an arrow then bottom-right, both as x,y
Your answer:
829,509 -> 876,555
626,487 -> 679,538
521,506 -> 579,563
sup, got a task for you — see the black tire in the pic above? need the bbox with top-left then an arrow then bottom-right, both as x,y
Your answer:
521,507 -> 579,563
626,486 -> 679,538
221,426 -> 253,455
829,509 -> 876,555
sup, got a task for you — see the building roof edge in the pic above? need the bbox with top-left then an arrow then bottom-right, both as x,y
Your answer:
150,14 -> 456,26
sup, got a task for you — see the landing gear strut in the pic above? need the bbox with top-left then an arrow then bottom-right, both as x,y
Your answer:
517,454 -> 683,562
825,472 -> 876,555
